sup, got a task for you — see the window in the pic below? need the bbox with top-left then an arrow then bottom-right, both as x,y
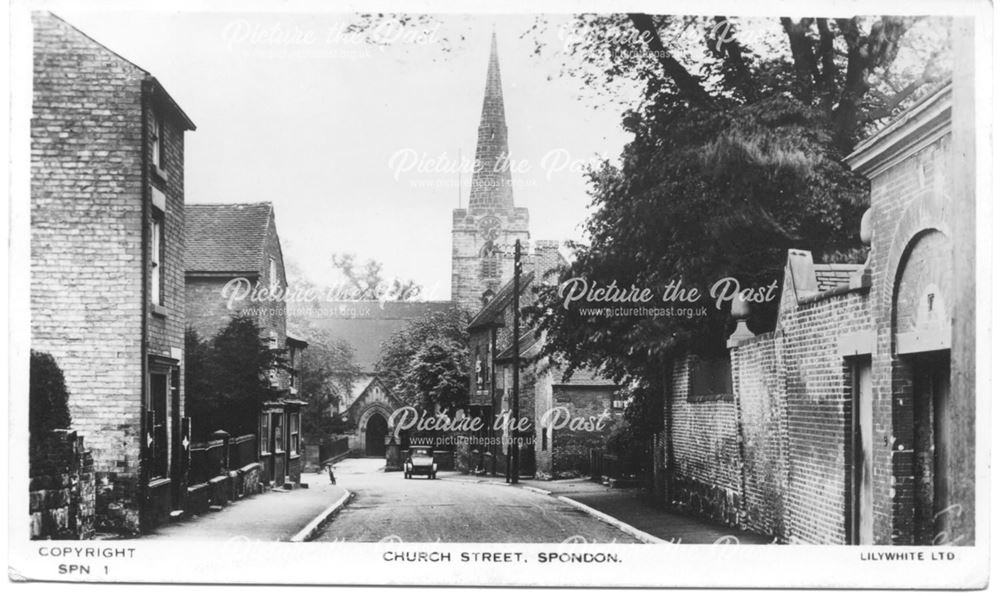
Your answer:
151,114 -> 164,170
269,257 -> 278,290
480,255 -> 501,279
289,412 -> 300,456
479,242 -> 501,280
150,207 -> 165,306
259,414 -> 270,455
541,428 -> 548,451
268,331 -> 278,350
273,415 -> 284,453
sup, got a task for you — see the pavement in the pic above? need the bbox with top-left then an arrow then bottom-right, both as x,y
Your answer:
313,458 -> 641,543
136,459 -> 773,545
140,472 -> 346,542
444,475 -> 774,545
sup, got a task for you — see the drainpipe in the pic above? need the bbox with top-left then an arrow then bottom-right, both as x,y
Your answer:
138,79 -> 152,531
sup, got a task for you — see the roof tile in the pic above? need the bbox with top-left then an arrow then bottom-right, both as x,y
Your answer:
185,203 -> 273,273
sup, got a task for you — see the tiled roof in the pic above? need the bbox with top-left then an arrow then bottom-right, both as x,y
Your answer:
496,329 -> 543,361
814,263 -> 863,292
185,203 -> 274,274
467,271 -> 536,330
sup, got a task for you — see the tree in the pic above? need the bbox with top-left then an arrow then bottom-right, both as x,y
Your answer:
376,307 -> 470,412
297,338 -> 360,441
29,350 -> 72,437
521,15 -> 949,382
185,316 -> 287,440
331,252 -> 422,301
402,338 -> 470,413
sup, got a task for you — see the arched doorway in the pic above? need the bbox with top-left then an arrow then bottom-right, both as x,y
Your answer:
364,412 -> 388,457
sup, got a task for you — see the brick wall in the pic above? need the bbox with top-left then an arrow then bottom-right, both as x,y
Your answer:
31,13 -> 193,534
31,11 -> 146,488
864,130 -> 971,545
776,286 -> 870,544
666,356 -> 743,526
185,276 -> 244,340
729,332 -> 787,538
666,273 -> 870,543
259,214 -> 288,350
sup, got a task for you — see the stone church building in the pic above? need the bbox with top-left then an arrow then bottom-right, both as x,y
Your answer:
454,33 -> 620,478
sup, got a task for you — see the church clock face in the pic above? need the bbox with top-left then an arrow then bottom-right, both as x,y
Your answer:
478,216 -> 501,242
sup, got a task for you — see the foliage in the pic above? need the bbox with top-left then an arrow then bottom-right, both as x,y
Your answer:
331,252 -> 422,301
185,316 -> 287,441
376,307 -> 471,413
297,338 -> 360,440
525,16 -> 949,384
29,350 -> 72,437
605,382 -> 660,471
529,93 -> 868,381
402,338 -> 470,413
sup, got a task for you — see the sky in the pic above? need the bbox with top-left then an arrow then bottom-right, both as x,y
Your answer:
58,10 -> 639,300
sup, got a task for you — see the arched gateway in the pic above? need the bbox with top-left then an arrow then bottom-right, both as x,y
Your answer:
364,411 -> 389,457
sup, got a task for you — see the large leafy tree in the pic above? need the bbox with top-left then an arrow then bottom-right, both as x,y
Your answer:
522,15 -> 949,383
376,307 -> 471,413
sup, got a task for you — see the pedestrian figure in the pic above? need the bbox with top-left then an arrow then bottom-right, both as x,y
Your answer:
327,464 -> 336,485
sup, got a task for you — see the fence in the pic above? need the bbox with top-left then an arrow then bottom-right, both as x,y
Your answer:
589,449 -> 638,483
319,437 -> 349,464
229,434 -> 257,469
189,434 -> 258,485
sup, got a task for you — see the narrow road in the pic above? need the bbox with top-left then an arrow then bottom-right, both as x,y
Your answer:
314,458 -> 640,543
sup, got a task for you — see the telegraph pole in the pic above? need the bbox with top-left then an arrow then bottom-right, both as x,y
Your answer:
510,239 -> 521,484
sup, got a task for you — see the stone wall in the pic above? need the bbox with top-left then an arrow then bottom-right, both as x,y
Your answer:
30,430 -> 95,540
451,207 -> 530,313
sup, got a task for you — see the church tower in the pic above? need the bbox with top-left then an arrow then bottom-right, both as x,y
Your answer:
451,32 -> 530,313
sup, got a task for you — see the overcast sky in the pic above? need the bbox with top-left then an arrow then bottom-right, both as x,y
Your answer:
57,11 -> 638,300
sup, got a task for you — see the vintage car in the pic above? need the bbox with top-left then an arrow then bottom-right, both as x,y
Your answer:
403,446 -> 437,479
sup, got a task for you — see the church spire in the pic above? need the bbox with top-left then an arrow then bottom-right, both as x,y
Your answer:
468,30 -> 514,210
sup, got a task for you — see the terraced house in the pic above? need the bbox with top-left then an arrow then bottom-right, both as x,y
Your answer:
184,202 -> 307,488
30,12 -> 196,534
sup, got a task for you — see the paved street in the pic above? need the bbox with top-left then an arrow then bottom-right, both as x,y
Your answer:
141,473 -> 346,542
314,458 -> 641,543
